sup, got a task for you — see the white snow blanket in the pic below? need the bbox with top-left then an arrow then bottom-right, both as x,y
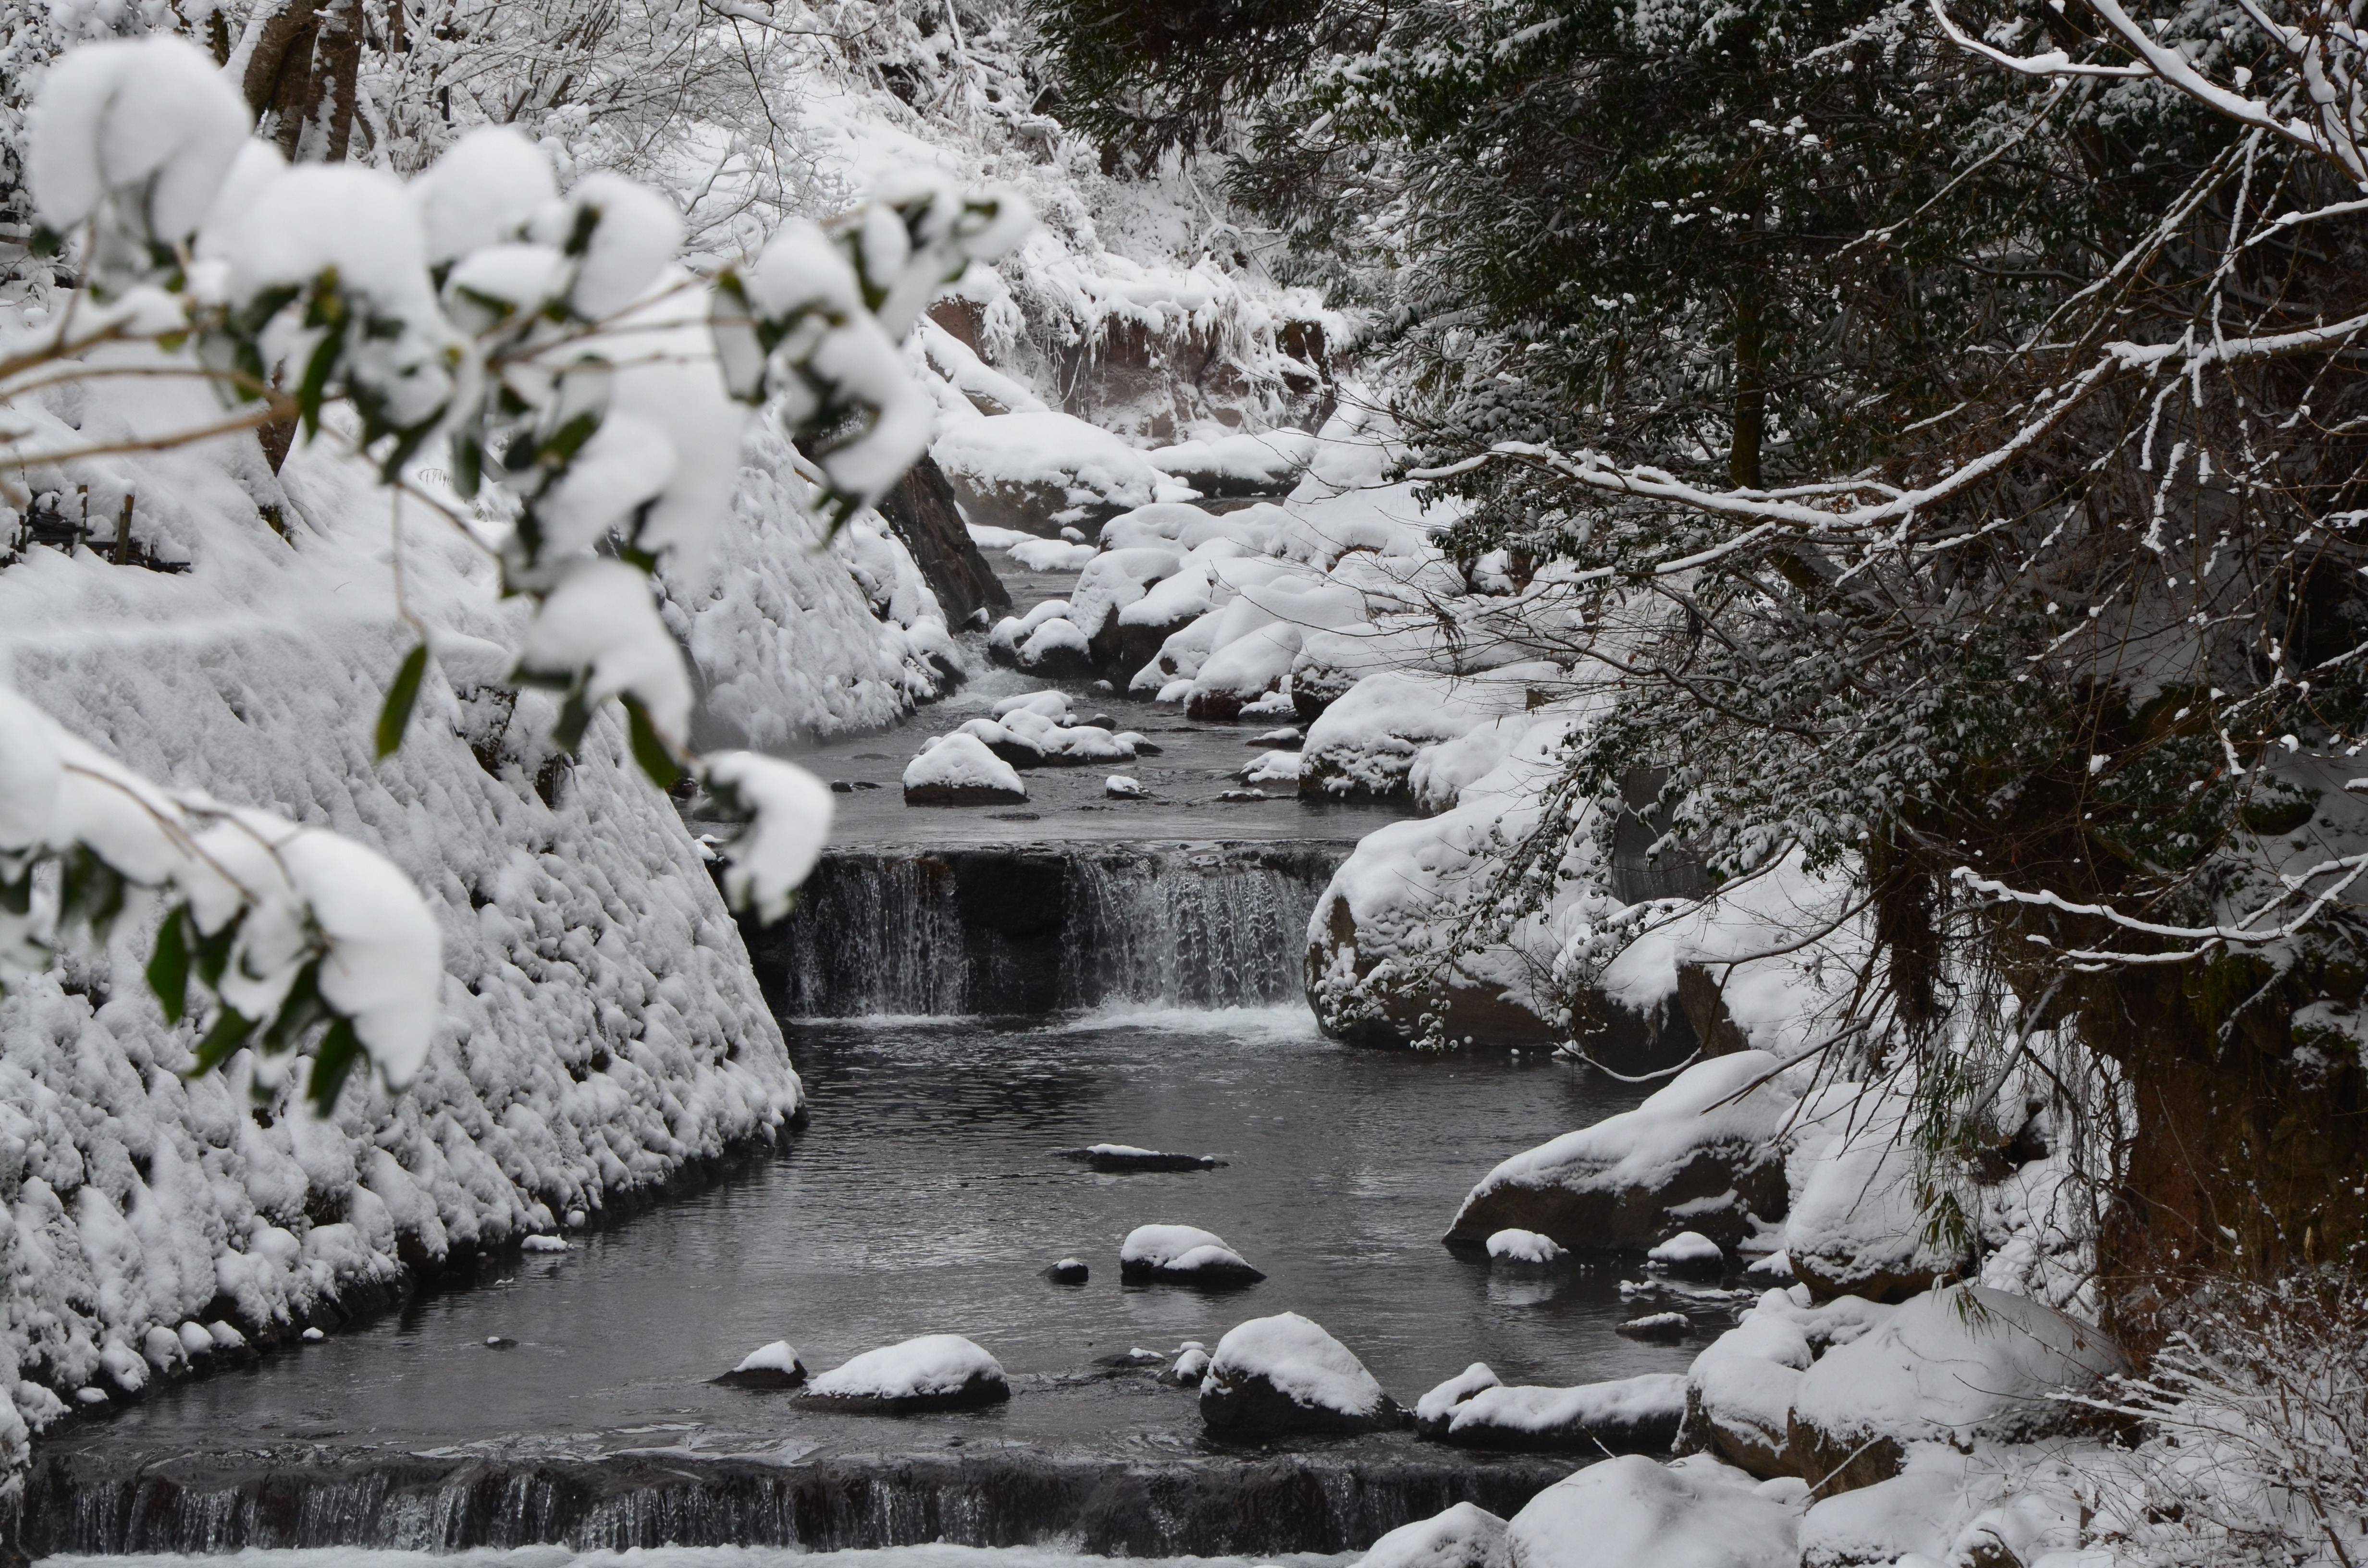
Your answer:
1206,1311 -> 1391,1420
0,414 -> 802,1463
1354,1501 -> 1507,1568
806,1334 -> 1005,1399
1502,1453 -> 1804,1568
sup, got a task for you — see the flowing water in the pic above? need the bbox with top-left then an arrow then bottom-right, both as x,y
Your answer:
26,559 -> 1711,1563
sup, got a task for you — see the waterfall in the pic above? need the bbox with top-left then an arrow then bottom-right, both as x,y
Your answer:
740,843 -> 1344,1016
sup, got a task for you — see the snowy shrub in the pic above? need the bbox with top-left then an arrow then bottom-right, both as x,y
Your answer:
2,33 -> 1030,1101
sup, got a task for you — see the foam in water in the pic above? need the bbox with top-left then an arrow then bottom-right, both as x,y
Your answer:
39,1550 -> 1353,1568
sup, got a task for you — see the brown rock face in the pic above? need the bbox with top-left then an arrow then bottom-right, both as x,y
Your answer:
876,455 -> 1010,626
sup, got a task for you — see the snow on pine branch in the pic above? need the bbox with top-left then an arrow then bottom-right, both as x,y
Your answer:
4,32 -> 1031,1109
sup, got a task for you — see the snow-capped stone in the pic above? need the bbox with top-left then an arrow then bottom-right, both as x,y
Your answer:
1788,1285 -> 2127,1491
1354,1501 -> 1507,1568
1685,1288 -> 1885,1480
1415,1362 -> 1503,1436
1016,615 -> 1095,677
520,1234 -> 567,1253
1445,1052 -> 1799,1251
1618,1311 -> 1694,1342
1105,774 -> 1145,798
903,733 -> 1027,804
1119,1224 -> 1264,1284
1199,1312 -> 1404,1435
1040,1258 -> 1089,1284
1648,1231 -> 1727,1279
803,1334 -> 1009,1413
1430,1372 -> 1688,1454
1487,1228 -> 1565,1265
933,410 -> 1193,536
1058,1145 -> 1224,1171
1239,749 -> 1303,785
1502,1453 -> 1803,1568
1745,1250 -> 1797,1285
1784,1093 -> 1970,1303
992,689 -> 1074,723
714,1339 -> 807,1389
1795,1444 -> 1971,1568
1168,1344 -> 1210,1385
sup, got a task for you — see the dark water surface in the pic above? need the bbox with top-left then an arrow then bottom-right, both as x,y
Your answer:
53,1013 -> 1671,1466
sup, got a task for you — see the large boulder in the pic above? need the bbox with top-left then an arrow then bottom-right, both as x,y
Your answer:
1783,1094 -> 1972,1304
932,411 -> 1188,537
1443,1052 -> 1798,1251
1354,1501 -> 1507,1568
875,454 -> 1010,625
1428,1372 -> 1688,1455
1786,1285 -> 2126,1492
1199,1311 -> 1406,1436
1500,1454 -> 1804,1568
1119,1223 -> 1264,1285
902,734 -> 1027,805
802,1334 -> 1009,1413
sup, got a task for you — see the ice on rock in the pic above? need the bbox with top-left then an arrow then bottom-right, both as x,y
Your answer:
903,734 -> 1027,805
1430,1372 -> 1689,1454
1486,1229 -> 1564,1266
1648,1230 -> 1727,1279
1353,1501 -> 1507,1568
1199,1311 -> 1403,1435
1502,1453 -> 1802,1568
1414,1362 -> 1503,1436
803,1333 -> 1009,1413
714,1338 -> 808,1389
1119,1224 -> 1263,1284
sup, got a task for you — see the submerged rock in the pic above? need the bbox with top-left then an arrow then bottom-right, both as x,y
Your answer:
802,1334 -> 1010,1414
713,1339 -> 807,1389
1200,1312 -> 1406,1436
1119,1224 -> 1264,1285
1060,1145 -> 1225,1172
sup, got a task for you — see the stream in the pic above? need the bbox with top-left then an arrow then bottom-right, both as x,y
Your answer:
23,545 -> 1697,1565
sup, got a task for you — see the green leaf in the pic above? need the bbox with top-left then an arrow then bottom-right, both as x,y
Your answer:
552,689 -> 592,755
624,697 -> 684,790
376,643 -> 431,760
188,1005 -> 258,1077
295,324 -> 343,439
147,905 -> 192,1025
307,1017 -> 362,1116
452,430 -> 484,499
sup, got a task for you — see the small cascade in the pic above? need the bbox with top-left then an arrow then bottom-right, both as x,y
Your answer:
13,1446 -> 1572,1556
740,843 -> 1345,1016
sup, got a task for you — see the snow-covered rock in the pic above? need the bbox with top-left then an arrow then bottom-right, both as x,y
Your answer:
902,734 -> 1027,804
1059,1145 -> 1223,1172
1104,774 -> 1145,798
1148,430 -> 1317,499
1486,1229 -> 1565,1265
1783,1091 -> 1971,1303
1299,665 -> 1554,803
1414,1362 -> 1504,1436
1199,1311 -> 1404,1435
1041,1258 -> 1089,1284
1118,1223 -> 1263,1284
954,707 -> 1137,768
714,1339 -> 807,1389
1500,1454 -> 1804,1568
1684,1288 -> 1889,1480
1649,1231 -> 1727,1279
1353,1501 -> 1507,1568
1618,1311 -> 1695,1341
1788,1285 -> 2126,1490
1445,1053 -> 1799,1250
932,410 -> 1191,536
1429,1372 -> 1688,1454
803,1333 -> 1009,1413
1168,1343 -> 1210,1385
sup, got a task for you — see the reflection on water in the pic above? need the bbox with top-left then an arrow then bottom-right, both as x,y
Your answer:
52,1014 -> 1681,1465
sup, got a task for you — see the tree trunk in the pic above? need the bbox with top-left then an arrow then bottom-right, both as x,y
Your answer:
2078,958 -> 2368,1349
1730,285 -> 1765,491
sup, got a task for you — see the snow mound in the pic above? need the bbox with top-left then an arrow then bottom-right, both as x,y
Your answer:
1788,1285 -> 2126,1488
804,1334 -> 1009,1412
903,734 -> 1027,804
1119,1223 -> 1263,1284
1445,1052 -> 1799,1250
1502,1453 -> 1803,1568
1200,1311 -> 1404,1435
714,1339 -> 807,1389
1487,1229 -> 1565,1265
1432,1372 -> 1688,1454
1354,1501 -> 1507,1568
